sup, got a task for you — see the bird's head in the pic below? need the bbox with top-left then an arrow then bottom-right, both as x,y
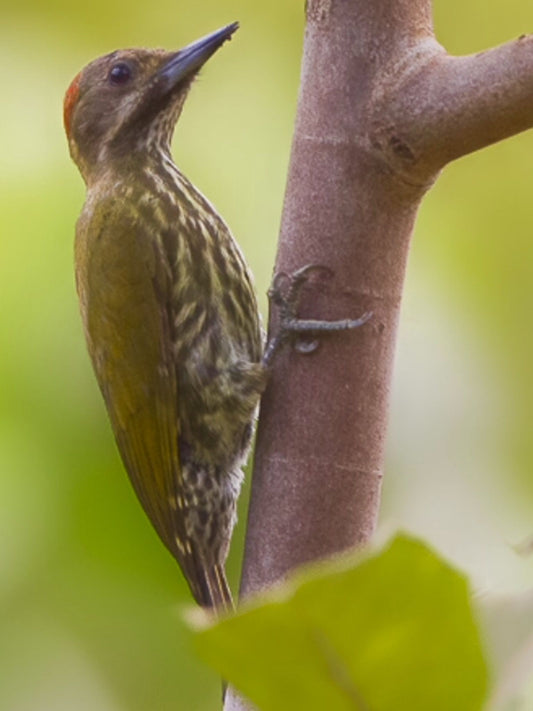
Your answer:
64,22 -> 238,183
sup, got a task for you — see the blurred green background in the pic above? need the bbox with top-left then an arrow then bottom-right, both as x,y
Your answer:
1,0 -> 533,708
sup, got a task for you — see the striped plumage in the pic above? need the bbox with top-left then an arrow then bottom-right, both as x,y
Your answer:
65,24 -> 266,610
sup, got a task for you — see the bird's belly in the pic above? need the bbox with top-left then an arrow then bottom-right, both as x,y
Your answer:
177,348 -> 263,471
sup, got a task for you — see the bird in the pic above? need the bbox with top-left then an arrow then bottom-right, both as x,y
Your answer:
64,23 -> 268,611
64,22 -> 371,613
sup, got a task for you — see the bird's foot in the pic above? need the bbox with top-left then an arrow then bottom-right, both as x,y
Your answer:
263,264 -> 372,366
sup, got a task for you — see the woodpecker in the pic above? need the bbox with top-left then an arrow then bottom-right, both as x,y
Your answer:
64,23 -> 268,610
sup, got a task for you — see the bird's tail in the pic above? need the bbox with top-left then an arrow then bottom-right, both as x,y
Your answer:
193,561 -> 234,613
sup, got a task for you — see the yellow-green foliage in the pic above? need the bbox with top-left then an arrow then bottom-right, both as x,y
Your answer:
194,535 -> 488,710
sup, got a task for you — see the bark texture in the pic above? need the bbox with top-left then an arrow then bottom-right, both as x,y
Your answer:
225,0 -> 533,705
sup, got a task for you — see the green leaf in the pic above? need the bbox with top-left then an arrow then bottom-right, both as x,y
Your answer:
191,534 -> 488,710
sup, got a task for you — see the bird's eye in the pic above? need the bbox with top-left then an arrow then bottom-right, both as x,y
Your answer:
108,62 -> 132,85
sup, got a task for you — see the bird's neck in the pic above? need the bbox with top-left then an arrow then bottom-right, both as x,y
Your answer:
84,145 -> 225,244
84,145 -> 178,193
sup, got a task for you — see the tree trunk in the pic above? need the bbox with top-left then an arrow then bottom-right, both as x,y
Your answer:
225,0 -> 533,704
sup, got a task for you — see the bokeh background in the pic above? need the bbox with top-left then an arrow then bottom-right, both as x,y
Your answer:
2,0 -> 533,708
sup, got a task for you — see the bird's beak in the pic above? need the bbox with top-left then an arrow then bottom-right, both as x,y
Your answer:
156,22 -> 239,90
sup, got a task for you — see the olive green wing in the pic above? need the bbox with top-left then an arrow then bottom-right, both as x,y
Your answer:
75,207 -> 208,602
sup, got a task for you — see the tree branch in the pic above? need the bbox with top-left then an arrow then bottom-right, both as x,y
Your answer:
376,36 -> 533,181
224,1 -> 533,705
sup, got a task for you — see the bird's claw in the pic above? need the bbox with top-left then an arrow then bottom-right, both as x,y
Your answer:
263,264 -> 372,366
268,264 -> 333,306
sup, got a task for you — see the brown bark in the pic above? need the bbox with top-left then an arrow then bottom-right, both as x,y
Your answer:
225,1 -> 533,705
